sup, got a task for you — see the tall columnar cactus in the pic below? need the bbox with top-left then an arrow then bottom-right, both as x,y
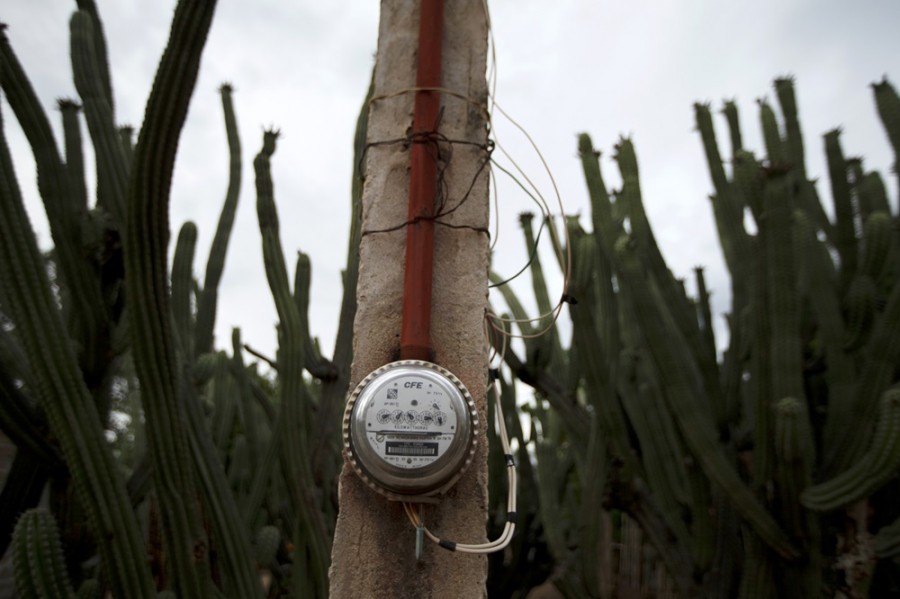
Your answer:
0,70 -> 155,596
11,509 -> 75,599
489,76 -> 900,597
1,0 -> 361,596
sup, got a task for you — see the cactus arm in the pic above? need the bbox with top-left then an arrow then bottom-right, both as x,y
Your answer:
773,397 -> 821,595
841,275 -> 876,351
70,10 -> 129,225
488,272 -> 537,337
124,0 -> 219,594
732,150 -> 765,223
758,99 -> 786,165
614,139 -> 709,383
209,353 -> 237,452
306,81 -> 372,507
517,213 -> 566,372
756,168 -> 817,565
761,170 -> 808,406
694,103 -> 752,282
194,84 -> 242,355
618,359 -> 691,540
119,125 -> 135,162
872,78 -> 900,184
0,451 -> 50,557
792,211 -> 858,461
722,100 -> 744,158
12,509 -> 76,599
0,365 -> 61,466
614,236 -> 798,560
577,134 -> 622,386
519,213 -> 555,318
568,233 -> 633,462
858,211 -> 892,281
179,367 -> 264,597
230,330 -> 260,474
829,277 -> 900,472
292,252 -> 337,380
1,90 -> 154,597
0,28 -> 110,382
73,0 -> 114,113
774,77 -> 807,178
327,75 -> 368,376
803,387 -> 900,511
171,222 -> 198,360
694,103 -> 731,204
254,130 -> 330,596
824,129 -> 858,289
58,100 -> 88,212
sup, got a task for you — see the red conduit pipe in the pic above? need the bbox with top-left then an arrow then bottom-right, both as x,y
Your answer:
399,0 -> 443,361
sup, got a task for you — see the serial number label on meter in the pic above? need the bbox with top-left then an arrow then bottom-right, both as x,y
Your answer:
385,441 -> 438,457
363,377 -> 459,469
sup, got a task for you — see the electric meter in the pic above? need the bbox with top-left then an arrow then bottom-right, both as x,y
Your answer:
343,360 -> 479,499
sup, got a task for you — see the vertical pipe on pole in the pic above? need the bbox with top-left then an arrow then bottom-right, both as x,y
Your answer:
399,0 -> 443,361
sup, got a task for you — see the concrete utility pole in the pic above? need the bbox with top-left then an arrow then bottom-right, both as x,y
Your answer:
329,1 -> 491,597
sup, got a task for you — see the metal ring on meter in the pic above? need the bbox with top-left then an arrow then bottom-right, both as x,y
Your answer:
343,360 -> 479,499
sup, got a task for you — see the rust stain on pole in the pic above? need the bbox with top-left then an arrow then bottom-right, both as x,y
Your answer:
400,0 -> 444,361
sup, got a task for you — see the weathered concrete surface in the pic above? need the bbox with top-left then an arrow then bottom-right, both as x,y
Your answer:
329,1 -> 490,597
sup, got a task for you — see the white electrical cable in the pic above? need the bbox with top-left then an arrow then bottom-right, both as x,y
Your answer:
403,377 -> 517,554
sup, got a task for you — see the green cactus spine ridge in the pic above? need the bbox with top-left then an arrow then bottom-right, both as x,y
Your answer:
123,0 -> 219,594
1,79 -> 154,596
180,364 -> 263,598
12,509 -> 76,599
841,274 -> 877,351
774,76 -> 807,179
568,232 -> 632,468
803,387 -> 900,511
172,221 -> 198,360
58,99 -> 89,213
858,211 -> 893,281
254,525 -> 281,566
872,77 -> 900,176
292,252 -> 338,380
70,10 -> 129,225
73,0 -> 115,112
829,277 -> 900,473
1,26 -> 112,383
758,98 -> 786,165
824,129 -> 858,290
613,236 -> 798,560
722,99 -> 743,157
194,83 -> 243,355
253,129 -> 330,598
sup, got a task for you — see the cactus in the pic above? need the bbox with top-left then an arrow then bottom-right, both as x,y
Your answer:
803,387 -> 900,511
489,76 -> 900,597
12,509 -> 75,599
2,0 -> 358,596
253,129 -> 330,598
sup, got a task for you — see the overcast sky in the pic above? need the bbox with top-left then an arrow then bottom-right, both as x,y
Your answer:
4,0 -> 899,362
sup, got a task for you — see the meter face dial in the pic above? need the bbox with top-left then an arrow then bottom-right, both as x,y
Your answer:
361,370 -> 459,469
344,361 -> 478,498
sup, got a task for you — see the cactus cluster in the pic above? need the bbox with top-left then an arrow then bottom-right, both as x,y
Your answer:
0,1 -> 360,596
4,1 -> 900,597
487,77 -> 900,597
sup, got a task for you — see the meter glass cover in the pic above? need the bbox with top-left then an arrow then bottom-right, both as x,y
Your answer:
346,361 -> 476,497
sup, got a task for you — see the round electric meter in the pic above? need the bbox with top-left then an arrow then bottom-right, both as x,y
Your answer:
343,360 -> 478,499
